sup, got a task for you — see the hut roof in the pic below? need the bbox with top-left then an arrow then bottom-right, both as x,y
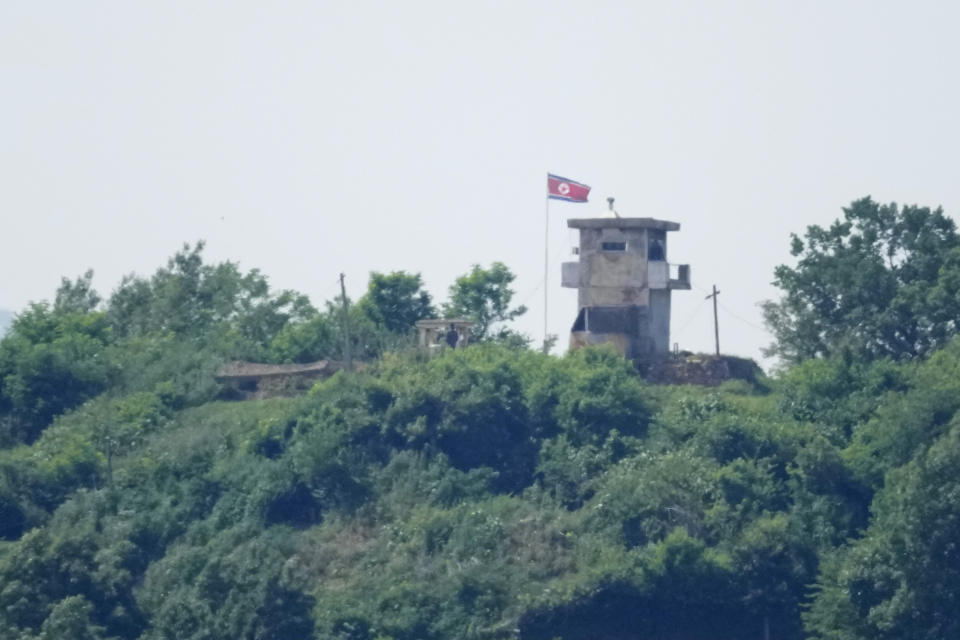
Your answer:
215,360 -> 337,382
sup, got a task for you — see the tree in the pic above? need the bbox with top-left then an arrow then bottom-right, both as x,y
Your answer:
269,314 -> 337,363
0,304 -> 113,444
805,422 -> 960,640
763,197 -> 960,365
358,271 -> 434,334
107,242 -> 314,358
443,262 -> 526,341
53,270 -> 101,315
39,596 -> 107,640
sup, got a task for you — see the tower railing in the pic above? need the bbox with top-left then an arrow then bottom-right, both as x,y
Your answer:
668,263 -> 691,289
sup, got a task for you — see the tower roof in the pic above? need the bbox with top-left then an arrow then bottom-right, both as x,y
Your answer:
567,217 -> 680,231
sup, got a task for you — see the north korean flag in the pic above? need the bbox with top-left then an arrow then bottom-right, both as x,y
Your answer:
547,173 -> 591,203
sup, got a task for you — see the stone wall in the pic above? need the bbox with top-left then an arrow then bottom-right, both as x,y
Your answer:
216,360 -> 342,399
642,353 -> 762,387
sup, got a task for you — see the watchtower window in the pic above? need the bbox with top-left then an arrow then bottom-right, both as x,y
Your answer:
648,238 -> 665,261
601,242 -> 626,251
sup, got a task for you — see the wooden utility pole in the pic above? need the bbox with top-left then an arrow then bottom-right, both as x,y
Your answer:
705,284 -> 720,356
339,273 -> 353,371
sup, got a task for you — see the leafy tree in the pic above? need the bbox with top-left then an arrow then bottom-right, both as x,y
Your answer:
519,530 -> 745,640
326,293 -> 407,361
268,313 -> 337,363
805,422 -> 960,640
378,345 -> 539,492
729,514 -> 817,640
285,270 -> 439,363
38,596 -> 108,640
107,242 -> 314,358
763,197 -> 960,365
138,527 -> 315,640
443,262 -> 527,341
358,271 -> 434,334
775,354 -> 909,440
0,305 -> 113,444
53,270 -> 101,315
843,336 -> 960,488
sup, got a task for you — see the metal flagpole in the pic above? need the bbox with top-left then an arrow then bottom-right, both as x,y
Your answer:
545,174 -> 550,348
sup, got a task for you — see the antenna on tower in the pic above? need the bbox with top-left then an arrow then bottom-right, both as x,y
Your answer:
607,197 -> 620,218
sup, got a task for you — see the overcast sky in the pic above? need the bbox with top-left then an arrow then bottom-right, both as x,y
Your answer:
3,1 -> 959,365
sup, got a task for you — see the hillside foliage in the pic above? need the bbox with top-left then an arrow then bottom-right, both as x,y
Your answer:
1,201 -> 959,640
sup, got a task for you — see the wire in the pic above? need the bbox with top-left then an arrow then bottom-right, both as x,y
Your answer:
689,279 -> 771,333
516,241 -> 575,309
672,298 -> 708,338
691,281 -> 712,296
717,300 -> 772,334
688,279 -> 773,336
516,276 -> 546,308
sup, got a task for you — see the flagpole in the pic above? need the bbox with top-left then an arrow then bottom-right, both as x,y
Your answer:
545,174 -> 550,350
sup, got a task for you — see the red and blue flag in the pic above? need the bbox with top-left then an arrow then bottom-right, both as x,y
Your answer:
547,173 -> 590,203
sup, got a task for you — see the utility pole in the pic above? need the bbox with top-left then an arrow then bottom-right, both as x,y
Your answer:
339,273 -> 353,371
705,284 -> 720,356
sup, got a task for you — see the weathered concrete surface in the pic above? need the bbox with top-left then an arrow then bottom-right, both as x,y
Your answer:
568,217 -> 680,231
561,261 -> 580,288
216,360 -> 342,399
570,330 -> 631,356
216,360 -> 338,381
648,289 -> 671,356
643,354 -> 762,387
563,215 -> 689,361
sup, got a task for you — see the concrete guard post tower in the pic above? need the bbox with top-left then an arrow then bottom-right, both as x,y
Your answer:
561,200 -> 691,364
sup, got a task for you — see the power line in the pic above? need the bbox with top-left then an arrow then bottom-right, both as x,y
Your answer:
517,277 -> 546,308
518,241 -> 574,309
672,298 -> 708,338
692,280 -> 773,335
717,300 -> 772,334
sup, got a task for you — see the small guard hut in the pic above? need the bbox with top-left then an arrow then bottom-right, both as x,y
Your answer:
416,318 -> 474,352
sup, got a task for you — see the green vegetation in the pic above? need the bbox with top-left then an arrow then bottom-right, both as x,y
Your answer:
762,197 -> 960,364
0,199 -> 957,639
442,262 -> 528,342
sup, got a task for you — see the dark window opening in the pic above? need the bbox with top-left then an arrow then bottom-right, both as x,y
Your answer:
648,238 -> 665,261
601,242 -> 626,251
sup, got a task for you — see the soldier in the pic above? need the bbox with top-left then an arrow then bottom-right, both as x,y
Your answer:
445,323 -> 459,349
649,238 -> 665,261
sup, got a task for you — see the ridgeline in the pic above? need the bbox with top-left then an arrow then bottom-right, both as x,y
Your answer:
2,198 -> 960,640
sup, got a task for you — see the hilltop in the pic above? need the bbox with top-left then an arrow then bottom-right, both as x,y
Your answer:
2,198 -> 960,640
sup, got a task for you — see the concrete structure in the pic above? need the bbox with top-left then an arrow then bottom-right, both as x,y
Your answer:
562,213 -> 690,362
216,360 -> 341,398
415,318 -> 474,353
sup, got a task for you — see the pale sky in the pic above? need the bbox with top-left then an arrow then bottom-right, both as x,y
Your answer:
3,1 -> 959,366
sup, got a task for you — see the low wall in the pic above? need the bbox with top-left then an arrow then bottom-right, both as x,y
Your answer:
642,353 -> 762,387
